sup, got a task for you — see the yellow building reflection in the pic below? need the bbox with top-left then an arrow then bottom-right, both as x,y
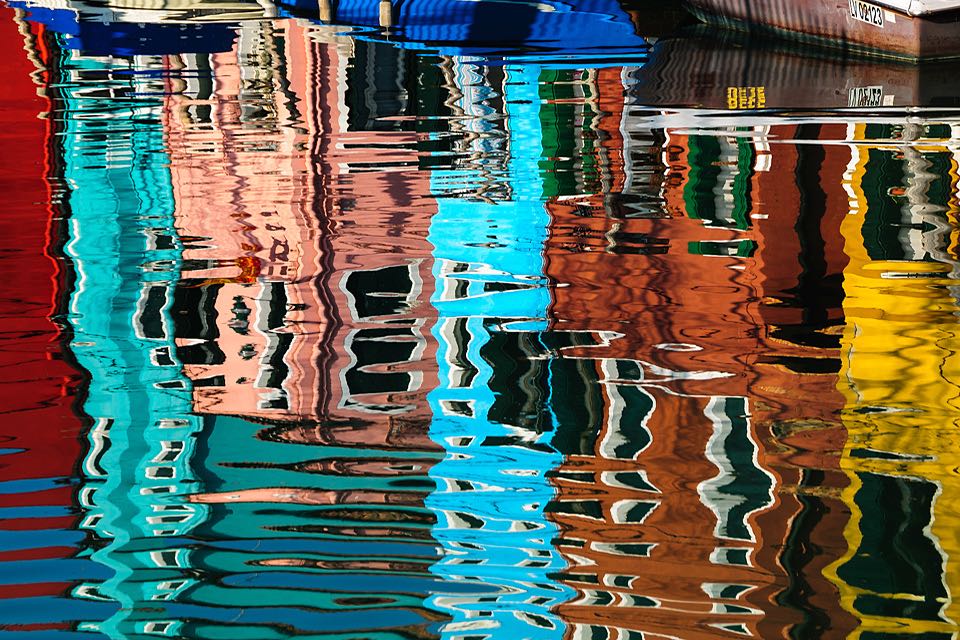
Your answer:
830,122 -> 960,639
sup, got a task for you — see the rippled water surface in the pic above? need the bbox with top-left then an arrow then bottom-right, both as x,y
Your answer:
2,1 -> 960,638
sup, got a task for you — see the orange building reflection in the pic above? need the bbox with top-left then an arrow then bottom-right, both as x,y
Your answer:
541,69 -> 858,639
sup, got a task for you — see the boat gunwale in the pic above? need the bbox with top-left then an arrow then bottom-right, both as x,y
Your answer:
685,1 -> 960,62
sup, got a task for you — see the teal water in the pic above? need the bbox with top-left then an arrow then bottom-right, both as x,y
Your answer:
3,5 -> 960,640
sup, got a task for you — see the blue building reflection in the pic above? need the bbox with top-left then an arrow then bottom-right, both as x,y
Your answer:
426,62 -> 572,639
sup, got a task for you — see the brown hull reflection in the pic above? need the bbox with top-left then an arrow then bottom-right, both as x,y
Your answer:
632,27 -> 960,109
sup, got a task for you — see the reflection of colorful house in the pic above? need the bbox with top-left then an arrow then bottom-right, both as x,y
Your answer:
41,33 -> 212,638
161,23 -> 448,638
541,72 -> 860,638
166,23 -> 440,453
163,21 -> 330,425
19,20 -> 448,639
828,124 -> 960,639
0,11 -> 87,626
426,62 -> 573,639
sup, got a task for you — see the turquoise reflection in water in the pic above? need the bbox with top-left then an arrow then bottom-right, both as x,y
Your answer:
426,63 -> 571,639
57,51 -> 207,637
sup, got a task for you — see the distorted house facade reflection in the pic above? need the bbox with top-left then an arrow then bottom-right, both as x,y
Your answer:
540,70 -> 859,639
165,22 -> 441,454
34,22 -> 452,640
164,24 -> 449,638
829,123 -> 960,640
0,13 -> 89,626
424,60 -> 574,640
540,95 -> 960,640
45,44 -> 210,637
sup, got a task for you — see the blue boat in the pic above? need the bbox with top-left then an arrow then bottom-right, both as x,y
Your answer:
10,0 -> 259,55
278,0 -> 654,60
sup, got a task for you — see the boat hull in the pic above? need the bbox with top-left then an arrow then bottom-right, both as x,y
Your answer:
687,0 -> 960,59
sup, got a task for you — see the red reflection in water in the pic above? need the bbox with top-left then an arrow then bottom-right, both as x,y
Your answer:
0,8 -> 82,596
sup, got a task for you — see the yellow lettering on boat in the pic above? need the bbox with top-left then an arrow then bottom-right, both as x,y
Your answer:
726,86 -> 766,110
